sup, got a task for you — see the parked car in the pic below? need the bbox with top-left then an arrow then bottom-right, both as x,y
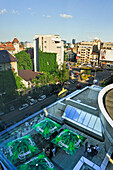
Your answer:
93,79 -> 98,84
9,105 -> 15,111
0,111 -> 4,115
38,95 -> 46,101
71,79 -> 75,83
64,81 -> 71,85
29,99 -> 37,105
87,64 -> 92,67
19,103 -> 29,111
25,96 -> 32,102
76,83 -> 81,89
27,96 -> 32,99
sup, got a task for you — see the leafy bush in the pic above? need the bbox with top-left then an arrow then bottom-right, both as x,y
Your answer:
0,71 -> 25,104
15,51 -> 33,70
13,72 -> 25,89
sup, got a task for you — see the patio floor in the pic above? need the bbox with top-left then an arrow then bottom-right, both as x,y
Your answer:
0,118 -> 106,170
31,123 -> 106,170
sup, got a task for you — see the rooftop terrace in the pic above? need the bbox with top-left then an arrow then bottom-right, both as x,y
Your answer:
0,85 -> 112,170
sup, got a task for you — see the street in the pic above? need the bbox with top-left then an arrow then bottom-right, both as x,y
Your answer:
0,94 -> 57,126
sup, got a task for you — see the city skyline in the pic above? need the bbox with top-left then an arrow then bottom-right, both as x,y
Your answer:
0,0 -> 113,43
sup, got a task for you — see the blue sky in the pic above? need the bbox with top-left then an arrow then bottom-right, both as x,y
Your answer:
0,0 -> 113,43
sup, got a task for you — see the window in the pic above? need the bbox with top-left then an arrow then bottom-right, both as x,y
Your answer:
8,66 -> 11,70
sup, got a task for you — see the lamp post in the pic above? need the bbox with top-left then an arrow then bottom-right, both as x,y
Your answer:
94,67 -> 96,80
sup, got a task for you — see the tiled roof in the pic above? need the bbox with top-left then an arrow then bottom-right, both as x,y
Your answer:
12,37 -> 19,43
18,70 -> 40,81
0,42 -> 15,51
0,38 -> 24,52
0,50 -> 17,63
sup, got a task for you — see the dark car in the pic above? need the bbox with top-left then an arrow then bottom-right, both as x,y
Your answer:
71,79 -> 75,83
76,83 -> 81,89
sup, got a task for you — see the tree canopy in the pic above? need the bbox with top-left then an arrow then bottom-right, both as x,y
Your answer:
15,51 -> 33,70
0,70 -> 25,105
32,64 -> 69,87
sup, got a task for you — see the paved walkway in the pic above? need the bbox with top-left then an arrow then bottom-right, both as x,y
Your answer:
51,124 -> 106,170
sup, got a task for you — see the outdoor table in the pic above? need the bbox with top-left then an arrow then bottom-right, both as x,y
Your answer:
51,129 -> 86,155
17,152 -> 56,170
4,134 -> 40,165
32,118 -> 61,140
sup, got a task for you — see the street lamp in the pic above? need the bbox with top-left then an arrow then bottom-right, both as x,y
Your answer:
94,67 -> 96,80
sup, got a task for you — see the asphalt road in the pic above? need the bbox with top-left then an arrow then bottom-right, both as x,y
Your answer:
96,69 -> 113,81
1,94 -> 57,126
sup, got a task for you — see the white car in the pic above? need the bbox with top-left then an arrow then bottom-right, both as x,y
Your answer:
19,103 -> 29,111
64,81 -> 71,85
10,106 -> 15,111
93,79 -> 98,84
29,99 -> 37,105
87,64 -> 92,67
38,95 -> 46,101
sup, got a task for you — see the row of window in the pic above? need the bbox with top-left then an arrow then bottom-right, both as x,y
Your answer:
0,66 -> 11,71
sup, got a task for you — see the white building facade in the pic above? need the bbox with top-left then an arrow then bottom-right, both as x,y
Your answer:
34,34 -> 64,72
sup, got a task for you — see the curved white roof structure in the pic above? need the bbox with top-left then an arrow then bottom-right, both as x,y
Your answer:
98,84 -> 113,128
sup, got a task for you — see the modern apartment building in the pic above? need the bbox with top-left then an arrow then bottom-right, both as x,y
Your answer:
76,38 -> 101,65
102,42 -> 113,49
77,41 -> 93,64
76,38 -> 113,66
34,34 -> 64,72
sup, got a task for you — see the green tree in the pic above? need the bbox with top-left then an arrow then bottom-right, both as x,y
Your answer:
15,51 -> 33,70
64,52 -> 69,61
13,72 -> 25,89
57,64 -> 69,84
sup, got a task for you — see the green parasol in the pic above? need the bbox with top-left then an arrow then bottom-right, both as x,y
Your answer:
4,134 -> 40,165
17,152 -> 56,170
32,118 -> 61,139
52,129 -> 86,155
